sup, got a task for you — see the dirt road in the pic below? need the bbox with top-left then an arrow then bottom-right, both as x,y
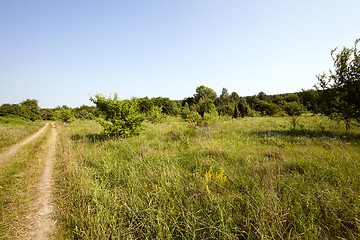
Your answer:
25,123 -> 58,239
0,122 -> 58,239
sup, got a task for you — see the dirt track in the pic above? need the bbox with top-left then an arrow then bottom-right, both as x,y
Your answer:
0,122 -> 58,239
25,123 -> 58,239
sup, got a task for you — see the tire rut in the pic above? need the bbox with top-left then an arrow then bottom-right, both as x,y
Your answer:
25,123 -> 58,240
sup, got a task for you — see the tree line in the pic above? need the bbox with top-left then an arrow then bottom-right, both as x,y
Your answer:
1,39 -> 358,133
0,88 -> 318,121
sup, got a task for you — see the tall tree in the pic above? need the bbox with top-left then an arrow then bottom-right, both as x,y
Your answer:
194,85 -> 217,102
316,39 -> 360,130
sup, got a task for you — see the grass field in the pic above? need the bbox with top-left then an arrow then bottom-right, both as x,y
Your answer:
0,117 -> 44,151
55,115 -> 360,239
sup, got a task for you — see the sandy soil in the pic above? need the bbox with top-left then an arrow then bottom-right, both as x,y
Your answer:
24,123 -> 58,240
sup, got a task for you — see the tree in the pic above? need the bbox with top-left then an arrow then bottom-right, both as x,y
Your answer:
238,98 -> 249,117
194,85 -> 217,102
56,107 -> 74,123
90,94 -> 144,137
298,89 -> 319,113
316,39 -> 360,130
230,92 -> 240,103
232,105 -> 240,118
219,88 -> 230,102
20,99 -> 41,121
283,102 -> 305,116
196,98 -> 217,117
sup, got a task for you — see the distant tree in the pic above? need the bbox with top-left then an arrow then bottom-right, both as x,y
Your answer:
257,91 -> 267,101
0,104 -> 22,117
181,102 -> 191,120
219,88 -> 230,102
196,98 -> 217,117
284,93 -> 300,103
41,109 -> 55,120
20,99 -> 41,121
238,98 -> 249,117
246,95 -> 261,109
138,97 -> 153,114
258,101 -> 281,116
230,92 -> 241,103
316,39 -> 360,130
152,97 -> 178,116
56,107 -> 74,123
232,105 -> 240,118
283,102 -> 305,116
272,96 -> 286,106
194,85 -> 217,102
298,89 -> 319,113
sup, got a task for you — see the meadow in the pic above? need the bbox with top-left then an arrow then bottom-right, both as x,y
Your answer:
0,117 -> 43,151
55,115 -> 360,239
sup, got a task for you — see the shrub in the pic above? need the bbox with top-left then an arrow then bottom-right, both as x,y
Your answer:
90,94 -> 144,137
146,106 -> 166,124
56,108 -> 75,123
283,102 -> 305,116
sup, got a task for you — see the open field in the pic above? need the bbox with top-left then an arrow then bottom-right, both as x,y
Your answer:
55,116 -> 360,239
0,117 -> 44,152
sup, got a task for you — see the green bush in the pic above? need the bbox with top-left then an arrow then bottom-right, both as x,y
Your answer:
283,102 -> 305,116
146,106 -> 166,124
56,108 -> 75,123
90,94 -> 144,137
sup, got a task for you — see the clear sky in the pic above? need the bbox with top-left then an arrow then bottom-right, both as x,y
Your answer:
1,0 -> 359,108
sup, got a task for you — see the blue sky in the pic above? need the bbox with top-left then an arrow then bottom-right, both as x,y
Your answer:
1,0 -> 359,108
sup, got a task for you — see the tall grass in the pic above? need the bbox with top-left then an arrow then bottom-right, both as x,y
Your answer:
56,116 -> 360,239
0,125 -> 52,238
0,117 -> 44,151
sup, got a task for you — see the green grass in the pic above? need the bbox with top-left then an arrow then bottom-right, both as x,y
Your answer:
56,116 -> 360,239
0,117 -> 44,151
0,125 -> 52,238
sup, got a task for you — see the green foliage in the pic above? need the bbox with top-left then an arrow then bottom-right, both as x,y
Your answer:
55,107 -> 75,123
151,97 -> 179,116
194,85 -> 217,102
283,101 -> 305,116
298,89 -> 319,112
186,110 -> 203,127
90,94 -> 144,137
180,102 -> 191,120
232,104 -> 240,118
196,98 -> 217,117
145,106 -> 166,124
316,39 -> 360,129
0,99 -> 42,121
237,98 -> 249,117
284,93 -> 300,102
257,100 -> 281,116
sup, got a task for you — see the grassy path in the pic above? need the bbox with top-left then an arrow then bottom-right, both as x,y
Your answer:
0,122 -> 58,239
25,123 -> 58,239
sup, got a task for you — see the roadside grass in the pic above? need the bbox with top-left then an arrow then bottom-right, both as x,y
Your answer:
56,116 -> 360,239
0,117 -> 44,152
0,124 -> 51,239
